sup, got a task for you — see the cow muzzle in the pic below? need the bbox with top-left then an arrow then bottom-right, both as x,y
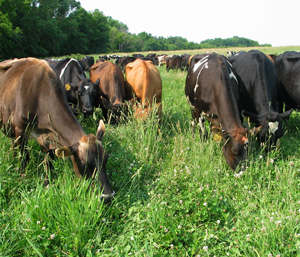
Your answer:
101,190 -> 115,202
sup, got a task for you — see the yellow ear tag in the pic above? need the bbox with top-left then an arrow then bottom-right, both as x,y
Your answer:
65,84 -> 71,91
213,133 -> 223,141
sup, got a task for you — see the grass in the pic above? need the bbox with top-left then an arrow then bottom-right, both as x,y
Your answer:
1,47 -> 300,256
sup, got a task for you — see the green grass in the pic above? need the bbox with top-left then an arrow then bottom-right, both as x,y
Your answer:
1,48 -> 300,256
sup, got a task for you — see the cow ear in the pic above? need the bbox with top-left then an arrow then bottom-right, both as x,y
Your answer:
66,83 -> 78,91
55,146 -> 72,159
94,78 -> 100,87
280,109 -> 293,120
248,126 -> 262,137
100,97 -> 112,110
212,126 -> 228,141
96,119 -> 105,141
242,110 -> 264,124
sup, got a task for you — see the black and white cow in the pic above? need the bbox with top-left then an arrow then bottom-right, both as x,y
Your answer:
49,58 -> 100,115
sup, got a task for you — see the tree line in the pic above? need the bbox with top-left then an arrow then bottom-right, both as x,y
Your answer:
0,0 -> 270,60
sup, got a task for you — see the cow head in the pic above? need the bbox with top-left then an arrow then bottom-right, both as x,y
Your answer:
55,120 -> 115,201
77,78 -> 100,115
99,96 -> 128,124
242,109 -> 293,147
212,126 -> 248,171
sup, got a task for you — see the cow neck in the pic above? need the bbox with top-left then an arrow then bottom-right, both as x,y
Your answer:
48,104 -> 85,147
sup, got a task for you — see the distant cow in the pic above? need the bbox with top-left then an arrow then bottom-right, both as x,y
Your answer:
275,51 -> 300,112
119,57 -> 137,72
79,56 -> 95,71
166,55 -> 183,72
181,54 -> 191,71
229,50 -> 292,147
185,53 -> 249,171
49,58 -> 99,115
0,58 -> 115,201
125,59 -> 162,119
90,61 -> 127,124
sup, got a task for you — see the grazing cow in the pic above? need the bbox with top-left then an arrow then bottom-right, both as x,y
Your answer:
229,50 -> 292,147
0,58 -> 115,201
125,59 -> 162,119
79,56 -> 95,71
90,61 -> 126,124
181,54 -> 191,71
157,55 -> 167,67
275,51 -> 300,112
227,51 -> 236,58
49,58 -> 100,115
185,53 -> 249,171
166,55 -> 183,71
119,57 -> 137,72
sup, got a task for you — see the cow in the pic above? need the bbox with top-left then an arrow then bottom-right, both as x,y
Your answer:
125,59 -> 162,119
49,58 -> 100,115
185,53 -> 249,171
157,55 -> 167,67
78,56 -> 95,71
275,51 -> 300,112
0,58 -> 115,201
229,50 -> 292,148
181,54 -> 191,71
166,55 -> 183,72
227,51 -> 236,58
119,57 -> 137,72
90,61 -> 127,124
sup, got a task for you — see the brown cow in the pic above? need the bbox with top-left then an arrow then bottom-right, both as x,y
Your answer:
0,58 -> 115,201
90,61 -> 126,124
185,53 -> 250,171
125,59 -> 162,119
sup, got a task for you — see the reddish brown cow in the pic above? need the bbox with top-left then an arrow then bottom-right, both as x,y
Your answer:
0,58 -> 115,201
125,59 -> 162,119
90,61 -> 126,124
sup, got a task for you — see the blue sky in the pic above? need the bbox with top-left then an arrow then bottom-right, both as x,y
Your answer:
79,0 -> 300,47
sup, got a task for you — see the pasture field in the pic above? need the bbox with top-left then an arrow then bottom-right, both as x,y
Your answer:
1,47 -> 300,256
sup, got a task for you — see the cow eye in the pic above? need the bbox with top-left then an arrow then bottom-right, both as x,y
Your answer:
78,91 -> 82,96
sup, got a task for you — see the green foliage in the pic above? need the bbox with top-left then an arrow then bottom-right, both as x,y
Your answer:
0,1 -> 271,59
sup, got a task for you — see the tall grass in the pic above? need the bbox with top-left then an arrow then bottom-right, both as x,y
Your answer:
1,50 -> 300,256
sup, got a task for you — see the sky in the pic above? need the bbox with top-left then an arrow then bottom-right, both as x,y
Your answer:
79,0 -> 300,47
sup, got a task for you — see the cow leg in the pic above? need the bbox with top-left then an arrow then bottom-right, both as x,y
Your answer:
43,150 -> 54,187
13,134 -> 30,172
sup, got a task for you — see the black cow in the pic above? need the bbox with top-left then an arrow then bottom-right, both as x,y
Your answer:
79,56 -> 95,72
275,51 -> 300,112
185,53 -> 249,171
229,50 -> 292,147
181,54 -> 191,71
49,58 -> 100,115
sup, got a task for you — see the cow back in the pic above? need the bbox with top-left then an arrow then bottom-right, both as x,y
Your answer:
125,59 -> 162,108
90,61 -> 125,105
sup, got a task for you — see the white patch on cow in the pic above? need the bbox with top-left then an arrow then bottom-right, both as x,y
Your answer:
193,57 -> 209,94
193,55 -> 209,73
59,58 -> 80,80
194,84 -> 199,94
268,121 -> 279,134
229,69 -> 238,83
226,60 -> 233,67
84,86 -> 90,91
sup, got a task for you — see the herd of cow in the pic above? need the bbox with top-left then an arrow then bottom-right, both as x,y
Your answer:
0,50 -> 299,202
